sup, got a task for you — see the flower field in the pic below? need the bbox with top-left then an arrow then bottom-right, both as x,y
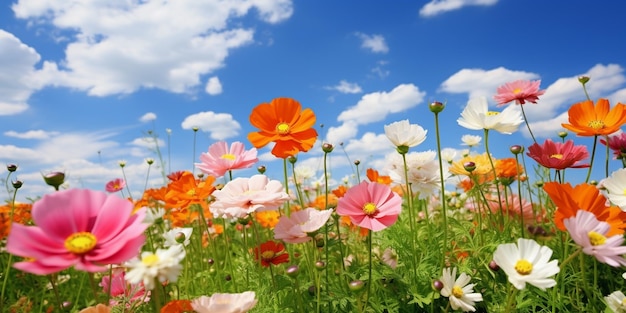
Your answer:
3,78 -> 626,312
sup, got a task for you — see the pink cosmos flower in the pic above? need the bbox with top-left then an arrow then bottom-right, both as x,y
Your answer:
600,130 -> 626,159
192,291 -> 258,313
7,189 -> 148,275
336,181 -> 402,232
563,210 -> 626,267
526,139 -> 589,170
210,174 -> 290,219
100,267 -> 149,307
485,193 -> 539,224
494,79 -> 546,106
274,208 -> 333,243
105,178 -> 126,193
196,141 -> 258,178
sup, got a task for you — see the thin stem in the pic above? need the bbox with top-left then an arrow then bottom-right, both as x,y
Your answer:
585,136 -> 598,183
433,111 -> 449,268
484,129 -> 504,226
364,230 -> 373,312
120,166 -> 134,202
520,104 -> 537,144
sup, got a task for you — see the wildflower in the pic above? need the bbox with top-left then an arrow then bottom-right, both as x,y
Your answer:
562,98 -> 626,137
439,267 -> 483,312
384,119 -> 427,152
336,180 -> 402,231
605,291 -> 626,313
125,244 -> 186,290
366,168 -> 392,185
494,158 -> 524,181
485,193 -> 537,224
440,148 -> 458,164
493,79 -> 545,105
601,168 -> 626,210
457,96 -> 524,134
544,182 -> 626,235
492,238 -> 559,290
164,171 -> 215,212
210,174 -> 290,219
274,208 -> 333,243
247,97 -> 318,158
161,300 -> 193,313
449,153 -> 495,177
461,134 -> 482,147
105,178 -> 126,193
0,202 -> 32,241
7,189 -> 148,275
99,267 -> 149,306
255,210 -> 281,229
163,227 -> 193,247
387,151 -> 446,199
526,139 -> 589,170
294,165 -> 316,182
254,241 -> 289,267
195,141 -> 258,178
191,291 -> 258,313
78,304 -> 111,313
601,130 -> 626,159
563,210 -> 626,267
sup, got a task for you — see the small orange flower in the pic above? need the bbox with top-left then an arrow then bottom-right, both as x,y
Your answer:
309,194 -> 338,210
495,158 -> 523,179
366,168 -> 392,185
0,202 -> 32,240
332,185 -> 348,198
247,97 -> 318,158
160,299 -> 193,313
165,171 -> 215,212
255,210 -> 281,229
544,182 -> 626,236
561,98 -> 626,136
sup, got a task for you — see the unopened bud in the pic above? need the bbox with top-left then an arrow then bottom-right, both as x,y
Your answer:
257,165 -> 266,174
146,158 -> 154,165
354,160 -> 361,166
322,143 -> 334,153
6,164 -> 17,172
578,76 -> 590,85
432,280 -> 444,291
12,180 -> 23,189
175,232 -> 187,244
349,280 -> 365,291
463,162 -> 476,173
43,171 -> 65,190
510,145 -> 524,155
558,131 -> 568,139
315,260 -> 326,271
286,265 -> 300,278
429,101 -> 445,113
489,260 -> 500,271
396,145 -> 410,155
288,156 -> 297,164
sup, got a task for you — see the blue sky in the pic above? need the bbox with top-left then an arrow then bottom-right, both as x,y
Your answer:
1,0 -> 626,202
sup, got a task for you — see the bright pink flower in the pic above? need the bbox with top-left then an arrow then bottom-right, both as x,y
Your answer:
494,79 -> 545,105
526,139 -> 589,170
274,208 -> 333,243
7,189 -> 148,275
336,181 -> 402,232
100,267 -> 149,306
210,174 -> 290,219
105,178 -> 126,193
195,141 -> 258,178
563,210 -> 626,267
600,131 -> 626,159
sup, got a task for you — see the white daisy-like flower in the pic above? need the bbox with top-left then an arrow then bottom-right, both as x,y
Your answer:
294,165 -> 316,182
163,227 -> 193,247
492,238 -> 560,290
384,119 -> 428,148
601,168 -> 626,210
440,148 -> 458,164
439,267 -> 483,312
386,151 -> 448,199
125,244 -> 186,290
457,96 -> 524,134
143,207 -> 165,225
605,290 -> 626,312
461,134 -> 482,147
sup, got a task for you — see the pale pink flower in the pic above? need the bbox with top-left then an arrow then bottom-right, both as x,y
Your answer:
100,267 -> 149,307
494,79 -> 545,105
274,208 -> 333,243
105,178 -> 126,193
195,141 -> 258,177
485,193 -> 538,224
336,181 -> 402,231
7,189 -> 148,275
210,174 -> 290,219
191,291 -> 258,313
563,210 -> 626,267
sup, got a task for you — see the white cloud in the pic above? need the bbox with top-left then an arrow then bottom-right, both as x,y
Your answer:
355,33 -> 389,54
325,121 -> 358,146
4,130 -> 59,139
181,111 -> 241,140
205,76 -> 223,95
440,67 -> 539,101
338,84 -> 426,124
526,112 -> 569,139
11,0 -> 293,96
419,0 -> 499,17
130,136 -> 165,149
327,80 -> 362,94
139,112 -> 157,123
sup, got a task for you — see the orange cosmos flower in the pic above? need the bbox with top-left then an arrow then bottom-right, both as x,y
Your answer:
561,98 -> 626,136
164,171 -> 215,212
309,194 -> 338,210
255,210 -> 281,229
543,182 -> 626,236
366,168 -> 392,185
160,299 -> 193,313
0,202 -> 32,240
332,185 -> 348,198
247,97 -> 318,158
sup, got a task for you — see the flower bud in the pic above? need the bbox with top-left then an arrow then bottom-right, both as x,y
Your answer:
146,158 -> 154,165
43,171 -> 65,190
429,101 -> 445,113
589,180 -> 598,186
510,145 -> 524,155
354,159 -> 361,166
175,232 -> 187,244
314,260 -> 326,271
432,280 -> 444,291
208,258 -> 215,266
224,274 -> 232,281
463,162 -> 476,173
286,265 -> 300,278
396,145 -> 410,155
322,143 -> 334,153
12,180 -> 23,189
288,156 -> 297,164
192,126 -> 199,132
6,164 -> 17,172
535,180 -> 544,188
558,131 -> 568,139
578,76 -> 590,85
118,160 -> 126,168
349,280 -> 365,291
257,165 -> 266,174
489,260 -> 500,271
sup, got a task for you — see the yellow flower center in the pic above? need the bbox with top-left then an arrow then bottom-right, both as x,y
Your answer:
550,154 -> 563,159
221,153 -> 236,160
588,231 -> 607,246
113,183 -> 120,189
587,120 -> 605,129
142,253 -> 159,266
363,202 -> 377,215
513,88 -> 522,94
64,232 -> 97,254
451,285 -> 464,298
514,259 -> 533,275
186,188 -> 197,197
261,251 -> 276,260
276,123 -> 290,135
486,111 -> 500,116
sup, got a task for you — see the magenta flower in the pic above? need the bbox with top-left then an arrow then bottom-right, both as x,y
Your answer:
210,174 -> 290,219
105,178 -> 126,193
6,189 -> 148,275
563,210 -> 626,267
195,141 -> 258,178
100,267 -> 149,306
336,181 -> 402,232
494,79 -> 546,106
526,139 -> 589,170
600,131 -> 626,159
274,208 -> 333,243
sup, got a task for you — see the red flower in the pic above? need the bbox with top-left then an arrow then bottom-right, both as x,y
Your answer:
526,139 -> 589,170
254,240 -> 289,267
161,299 -> 193,313
493,79 -> 545,106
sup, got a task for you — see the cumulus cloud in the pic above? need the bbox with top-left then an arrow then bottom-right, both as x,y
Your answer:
4,130 -> 59,139
181,111 -> 241,140
526,112 -> 569,139
10,0 -> 294,96
325,121 -> 358,146
205,76 -> 223,95
355,33 -> 389,54
327,80 -> 362,94
440,67 -> 540,101
419,0 -> 499,17
139,112 -> 157,123
338,84 -> 426,125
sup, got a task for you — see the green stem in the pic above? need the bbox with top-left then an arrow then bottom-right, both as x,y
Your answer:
584,136 -> 598,183
433,110 -> 449,269
520,104 -> 537,144
484,129 -> 504,227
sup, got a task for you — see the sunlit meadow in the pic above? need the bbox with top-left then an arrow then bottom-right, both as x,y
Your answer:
3,78 -> 626,313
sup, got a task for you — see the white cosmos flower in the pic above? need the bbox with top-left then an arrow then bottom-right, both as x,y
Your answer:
440,267 -> 483,312
605,291 -> 626,313
163,227 -> 193,247
192,291 -> 258,313
492,238 -> 559,290
601,168 -> 626,210
461,134 -> 482,147
386,151 -> 448,199
384,119 -> 427,148
125,244 -> 186,290
440,148 -> 458,164
457,96 -> 524,134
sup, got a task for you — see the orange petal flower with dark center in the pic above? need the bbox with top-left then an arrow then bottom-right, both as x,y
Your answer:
543,182 -> 626,236
247,97 -> 318,158
561,98 -> 626,136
